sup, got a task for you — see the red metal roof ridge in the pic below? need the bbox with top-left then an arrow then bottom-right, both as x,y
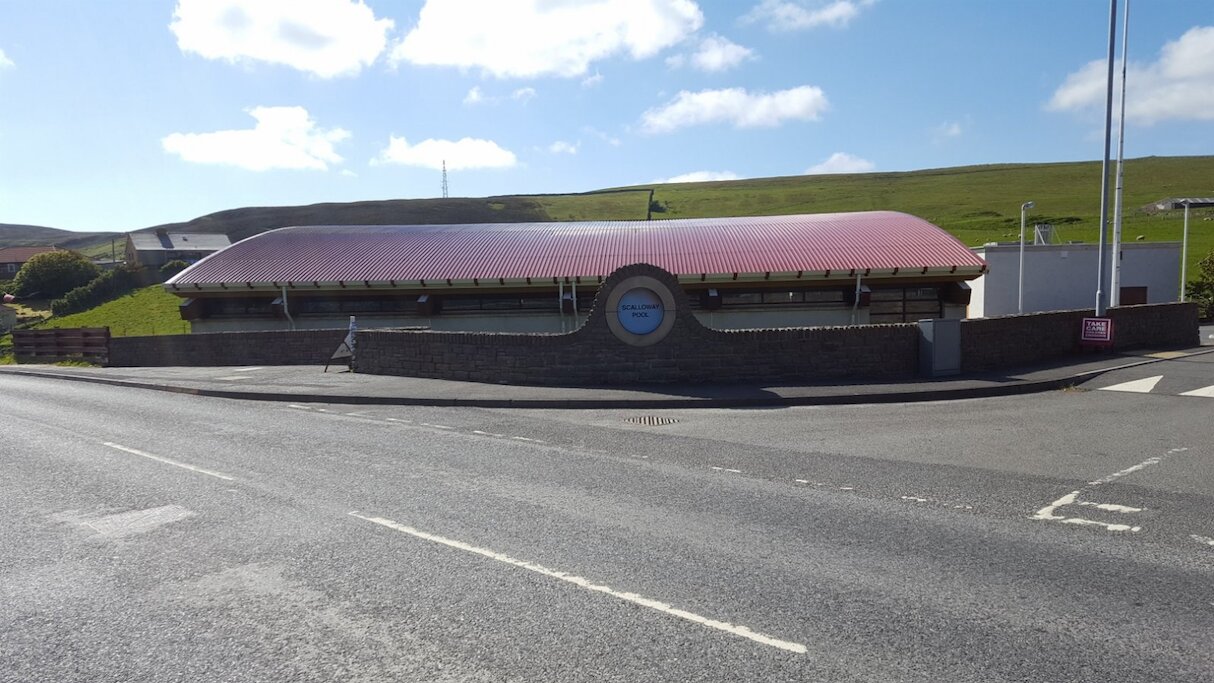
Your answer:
168,211 -> 987,288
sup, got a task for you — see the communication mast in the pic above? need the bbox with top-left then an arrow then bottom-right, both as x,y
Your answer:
441,160 -> 449,198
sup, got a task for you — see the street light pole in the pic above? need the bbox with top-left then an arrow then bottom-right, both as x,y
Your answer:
1181,200 -> 1191,301
1095,0 -> 1119,317
1110,0 -> 1130,308
1019,200 -> 1035,314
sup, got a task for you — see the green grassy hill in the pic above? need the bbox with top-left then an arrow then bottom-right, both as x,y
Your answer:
9,154 -> 1213,274
0,223 -> 119,254
632,156 -> 1214,249
0,286 -> 184,364
33,285 -> 188,337
120,154 -> 1214,272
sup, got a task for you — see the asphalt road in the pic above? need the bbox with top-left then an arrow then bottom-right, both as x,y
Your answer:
2,358 -> 1212,682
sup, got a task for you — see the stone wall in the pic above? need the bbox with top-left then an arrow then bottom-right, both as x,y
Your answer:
960,302 -> 1198,373
354,264 -> 920,386
108,329 -> 346,367
93,264 -> 1197,384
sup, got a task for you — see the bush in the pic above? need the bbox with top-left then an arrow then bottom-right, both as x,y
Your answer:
160,260 -> 190,279
51,266 -> 145,316
1189,250 -> 1214,321
13,251 -> 100,299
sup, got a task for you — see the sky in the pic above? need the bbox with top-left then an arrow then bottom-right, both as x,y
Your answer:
0,0 -> 1212,233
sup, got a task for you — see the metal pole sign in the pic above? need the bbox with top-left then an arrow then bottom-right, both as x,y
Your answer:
325,316 -> 357,372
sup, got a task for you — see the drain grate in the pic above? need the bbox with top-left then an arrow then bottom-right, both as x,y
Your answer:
625,416 -> 681,427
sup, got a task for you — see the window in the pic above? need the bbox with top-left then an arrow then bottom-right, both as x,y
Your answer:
869,287 -> 943,324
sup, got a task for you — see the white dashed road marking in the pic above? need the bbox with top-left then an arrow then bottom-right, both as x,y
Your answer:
286,406 -> 546,445
102,442 -> 234,481
348,512 -> 808,654
1180,384 -> 1214,398
1191,535 -> 1214,547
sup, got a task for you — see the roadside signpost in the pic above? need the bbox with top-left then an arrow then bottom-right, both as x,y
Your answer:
324,316 -> 357,372
1081,317 -> 1114,349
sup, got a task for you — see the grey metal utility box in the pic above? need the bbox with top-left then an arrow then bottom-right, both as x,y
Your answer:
918,318 -> 961,377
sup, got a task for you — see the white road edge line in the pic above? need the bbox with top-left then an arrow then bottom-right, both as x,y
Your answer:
1191,535 -> 1214,547
102,442 -> 234,481
347,512 -> 807,655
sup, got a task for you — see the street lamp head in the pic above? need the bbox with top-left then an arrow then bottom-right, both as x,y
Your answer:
1022,201 -> 1035,211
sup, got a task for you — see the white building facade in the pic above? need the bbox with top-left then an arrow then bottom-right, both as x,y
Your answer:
968,242 -> 1180,318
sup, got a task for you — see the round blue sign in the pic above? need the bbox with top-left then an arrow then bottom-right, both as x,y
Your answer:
616,288 -> 664,335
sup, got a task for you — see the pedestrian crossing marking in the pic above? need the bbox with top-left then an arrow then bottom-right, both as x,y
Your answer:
1180,384 -> 1214,398
1098,375 -> 1163,394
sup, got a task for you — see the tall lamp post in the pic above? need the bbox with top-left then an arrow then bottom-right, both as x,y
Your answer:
1181,200 -> 1191,301
1094,0 -> 1119,317
1019,200 -> 1035,314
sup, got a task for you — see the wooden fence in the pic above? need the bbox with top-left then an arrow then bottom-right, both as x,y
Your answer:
12,328 -> 110,364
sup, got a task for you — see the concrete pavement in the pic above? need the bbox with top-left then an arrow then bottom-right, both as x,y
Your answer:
4,341 -> 1213,408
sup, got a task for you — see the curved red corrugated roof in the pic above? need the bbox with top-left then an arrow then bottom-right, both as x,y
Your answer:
168,211 -> 986,289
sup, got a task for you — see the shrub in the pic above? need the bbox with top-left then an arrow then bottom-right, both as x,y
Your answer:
13,251 -> 100,299
1189,250 -> 1214,321
160,260 -> 190,279
51,266 -> 144,316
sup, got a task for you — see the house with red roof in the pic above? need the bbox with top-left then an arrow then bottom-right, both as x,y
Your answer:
0,246 -> 58,278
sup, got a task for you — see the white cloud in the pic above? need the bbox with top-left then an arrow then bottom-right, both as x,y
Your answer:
1048,25 -> 1214,124
462,85 -> 536,106
582,71 -> 604,88
932,121 -> 961,137
668,34 -> 754,72
391,0 -> 704,78
641,85 -> 828,133
169,0 -> 393,78
658,170 -> 740,183
162,106 -> 349,171
0,48 -> 14,70
549,141 -> 579,155
340,169 -> 358,177
373,136 -> 517,171
583,126 -> 622,147
804,152 -> 874,174
743,0 -> 875,31
934,120 -> 963,139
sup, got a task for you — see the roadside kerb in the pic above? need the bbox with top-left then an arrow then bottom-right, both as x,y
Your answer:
3,348 -> 1210,409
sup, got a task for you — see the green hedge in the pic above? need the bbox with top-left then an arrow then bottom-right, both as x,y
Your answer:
51,266 -> 147,316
